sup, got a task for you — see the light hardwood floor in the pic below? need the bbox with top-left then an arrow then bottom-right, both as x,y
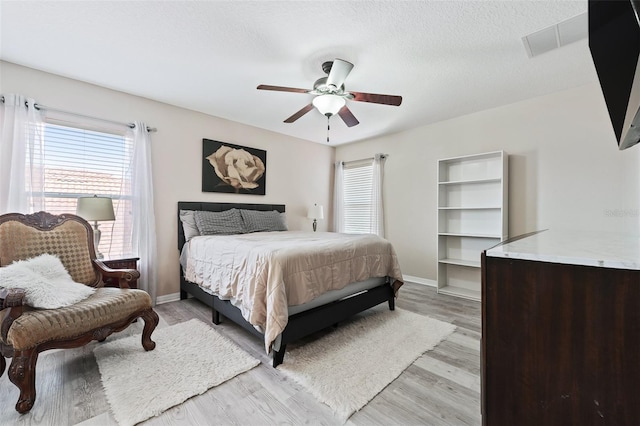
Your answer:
0,283 -> 481,425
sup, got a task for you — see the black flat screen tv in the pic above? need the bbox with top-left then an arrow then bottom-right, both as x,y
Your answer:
589,0 -> 640,150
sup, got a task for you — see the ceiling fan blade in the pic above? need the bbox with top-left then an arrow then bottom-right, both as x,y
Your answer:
284,104 -> 314,123
338,105 -> 359,127
350,91 -> 403,106
326,59 -> 354,89
257,84 -> 309,94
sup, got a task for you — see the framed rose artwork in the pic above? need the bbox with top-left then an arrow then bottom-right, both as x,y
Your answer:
202,139 -> 267,195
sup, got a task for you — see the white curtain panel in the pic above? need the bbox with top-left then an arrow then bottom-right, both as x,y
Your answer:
0,94 -> 45,214
128,122 -> 158,304
333,160 -> 345,233
370,154 -> 385,237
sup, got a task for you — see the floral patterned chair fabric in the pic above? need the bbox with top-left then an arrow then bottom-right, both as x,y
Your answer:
0,211 -> 159,414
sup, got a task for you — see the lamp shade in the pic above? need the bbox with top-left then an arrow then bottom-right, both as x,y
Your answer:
76,196 -> 115,221
307,204 -> 324,220
312,95 -> 346,116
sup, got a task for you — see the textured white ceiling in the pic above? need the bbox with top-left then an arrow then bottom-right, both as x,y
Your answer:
0,1 -> 594,146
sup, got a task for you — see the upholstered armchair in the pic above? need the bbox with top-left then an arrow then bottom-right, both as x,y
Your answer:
0,211 -> 159,414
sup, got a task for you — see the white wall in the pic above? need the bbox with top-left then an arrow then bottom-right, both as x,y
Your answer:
336,83 -> 640,281
0,61 -> 335,298
4,60 -> 638,290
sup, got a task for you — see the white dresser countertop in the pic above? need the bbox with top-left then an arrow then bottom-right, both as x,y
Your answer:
485,230 -> 640,270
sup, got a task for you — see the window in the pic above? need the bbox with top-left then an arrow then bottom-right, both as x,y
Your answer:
35,123 -> 133,257
343,160 -> 373,234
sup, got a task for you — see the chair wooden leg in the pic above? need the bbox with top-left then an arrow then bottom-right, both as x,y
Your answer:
9,349 -> 38,414
140,308 -> 159,351
388,295 -> 395,311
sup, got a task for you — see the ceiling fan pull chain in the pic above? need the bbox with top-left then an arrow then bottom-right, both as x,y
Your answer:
327,115 -> 330,143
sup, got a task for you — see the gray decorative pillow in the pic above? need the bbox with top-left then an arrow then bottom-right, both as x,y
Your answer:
194,209 -> 245,235
179,210 -> 200,242
240,209 -> 288,233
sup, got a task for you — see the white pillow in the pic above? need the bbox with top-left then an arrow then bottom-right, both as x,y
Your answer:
180,210 -> 200,241
0,254 -> 95,309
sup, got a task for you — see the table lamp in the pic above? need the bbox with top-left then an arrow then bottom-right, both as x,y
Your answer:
307,204 -> 324,232
76,195 -> 115,259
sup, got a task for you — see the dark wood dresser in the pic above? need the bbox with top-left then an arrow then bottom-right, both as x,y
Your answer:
481,230 -> 640,426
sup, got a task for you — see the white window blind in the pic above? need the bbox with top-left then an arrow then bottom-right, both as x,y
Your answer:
343,160 -> 373,234
35,123 -> 133,258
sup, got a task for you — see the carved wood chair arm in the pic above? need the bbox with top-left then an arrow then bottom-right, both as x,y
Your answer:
0,288 -> 25,342
92,259 -> 141,289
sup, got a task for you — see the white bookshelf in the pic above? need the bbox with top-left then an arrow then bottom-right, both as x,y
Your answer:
437,151 -> 508,301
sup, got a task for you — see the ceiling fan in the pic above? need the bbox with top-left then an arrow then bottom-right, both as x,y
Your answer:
257,58 -> 402,128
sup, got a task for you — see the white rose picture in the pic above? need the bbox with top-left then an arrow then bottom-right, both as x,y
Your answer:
202,139 -> 266,194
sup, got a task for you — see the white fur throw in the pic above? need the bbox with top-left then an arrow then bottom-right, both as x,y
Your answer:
0,254 -> 95,309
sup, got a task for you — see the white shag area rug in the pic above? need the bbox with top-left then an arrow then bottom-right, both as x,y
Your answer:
278,308 -> 456,422
94,318 -> 260,426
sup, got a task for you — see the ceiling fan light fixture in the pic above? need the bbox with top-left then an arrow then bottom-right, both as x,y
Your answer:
312,94 -> 345,116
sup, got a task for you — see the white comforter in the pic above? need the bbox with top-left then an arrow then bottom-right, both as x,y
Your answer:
183,231 -> 403,352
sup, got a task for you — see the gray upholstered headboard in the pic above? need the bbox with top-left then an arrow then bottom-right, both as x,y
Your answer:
177,202 -> 286,251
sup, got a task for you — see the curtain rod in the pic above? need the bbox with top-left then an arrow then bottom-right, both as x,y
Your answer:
341,154 -> 388,166
0,96 -> 157,132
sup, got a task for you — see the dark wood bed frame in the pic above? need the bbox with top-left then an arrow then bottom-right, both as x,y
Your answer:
178,201 -> 395,367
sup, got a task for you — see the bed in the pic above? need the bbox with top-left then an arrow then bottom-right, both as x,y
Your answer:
178,201 -> 403,367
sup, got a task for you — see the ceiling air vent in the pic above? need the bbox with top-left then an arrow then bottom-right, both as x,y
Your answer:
522,12 -> 588,58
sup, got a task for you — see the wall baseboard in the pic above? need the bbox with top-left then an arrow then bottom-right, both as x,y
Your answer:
156,292 -> 181,305
402,275 -> 437,287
